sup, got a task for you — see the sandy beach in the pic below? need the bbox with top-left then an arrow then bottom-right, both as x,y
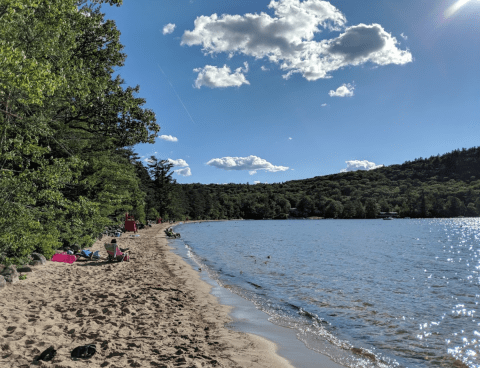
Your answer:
0,223 -> 295,367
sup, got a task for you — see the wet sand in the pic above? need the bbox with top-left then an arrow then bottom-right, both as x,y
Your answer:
0,223 -> 294,367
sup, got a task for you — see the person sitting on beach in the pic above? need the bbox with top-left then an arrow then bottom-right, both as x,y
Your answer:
111,239 -> 129,253
164,227 -> 175,237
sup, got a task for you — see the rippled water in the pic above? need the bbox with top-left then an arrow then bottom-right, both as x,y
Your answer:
173,219 -> 480,368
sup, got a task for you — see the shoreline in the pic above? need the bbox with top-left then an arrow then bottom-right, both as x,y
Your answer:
0,223 -> 294,367
171,221 -> 347,368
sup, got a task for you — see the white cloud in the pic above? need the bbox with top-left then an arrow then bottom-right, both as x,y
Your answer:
181,1 -> 412,81
400,32 -> 408,40
206,155 -> 289,173
261,65 -> 270,71
340,160 -> 383,172
163,23 -> 176,35
288,137 -> 293,140
321,103 -> 327,106
249,170 -> 257,175
167,158 -> 189,167
329,83 -> 354,97
194,63 -> 250,88
144,158 -> 154,164
167,158 -> 192,176
254,181 -> 261,184
175,167 -> 192,177
159,135 -> 178,142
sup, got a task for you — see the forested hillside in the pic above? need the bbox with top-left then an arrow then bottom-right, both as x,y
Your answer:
173,147 -> 480,220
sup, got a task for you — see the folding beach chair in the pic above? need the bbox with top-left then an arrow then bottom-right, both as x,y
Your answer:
104,243 -> 130,262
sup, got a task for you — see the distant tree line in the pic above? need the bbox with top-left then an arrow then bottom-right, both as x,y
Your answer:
168,147 -> 480,221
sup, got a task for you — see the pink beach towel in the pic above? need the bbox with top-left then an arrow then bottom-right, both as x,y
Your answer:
51,253 -> 76,264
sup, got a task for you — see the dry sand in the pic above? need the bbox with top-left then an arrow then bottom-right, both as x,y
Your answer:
0,223 -> 295,367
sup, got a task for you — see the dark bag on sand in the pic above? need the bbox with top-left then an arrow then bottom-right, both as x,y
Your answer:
71,344 -> 96,359
38,346 -> 56,361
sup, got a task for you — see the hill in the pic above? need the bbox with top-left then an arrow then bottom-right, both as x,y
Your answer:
173,147 -> 480,220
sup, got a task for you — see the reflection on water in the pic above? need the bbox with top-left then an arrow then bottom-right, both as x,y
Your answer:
174,219 -> 480,368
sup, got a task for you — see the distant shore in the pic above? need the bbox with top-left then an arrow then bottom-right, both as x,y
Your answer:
0,223 -> 294,367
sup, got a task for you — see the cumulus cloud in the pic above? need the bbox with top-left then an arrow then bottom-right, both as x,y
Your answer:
321,103 -> 327,106
249,170 -> 257,175
400,32 -> 407,40
167,158 -> 189,167
288,137 -> 293,140
206,155 -> 289,173
159,135 -> 178,142
261,65 -> 270,71
340,160 -> 383,173
175,167 -> 192,177
193,63 -> 250,88
329,83 -> 354,97
163,23 -> 176,35
254,181 -> 261,184
168,158 -> 192,176
181,0 -> 412,81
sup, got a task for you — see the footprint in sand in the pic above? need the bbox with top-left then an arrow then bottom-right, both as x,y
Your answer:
87,308 -> 100,315
117,327 -> 131,338
6,326 -> 17,333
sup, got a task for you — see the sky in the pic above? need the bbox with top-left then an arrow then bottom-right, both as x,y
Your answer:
102,0 -> 480,184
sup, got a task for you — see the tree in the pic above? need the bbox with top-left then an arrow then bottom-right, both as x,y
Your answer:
365,198 -> 379,219
353,199 -> 365,218
297,195 -> 315,217
325,200 -> 343,219
0,0 -> 76,106
466,203 -> 478,217
444,196 -> 466,217
147,157 -> 176,218
475,197 -> 480,215
378,198 -> 390,212
342,200 -> 355,218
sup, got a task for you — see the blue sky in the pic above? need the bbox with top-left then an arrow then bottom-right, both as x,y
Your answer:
103,0 -> 479,184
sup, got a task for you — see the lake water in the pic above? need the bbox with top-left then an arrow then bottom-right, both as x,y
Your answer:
172,219 -> 480,368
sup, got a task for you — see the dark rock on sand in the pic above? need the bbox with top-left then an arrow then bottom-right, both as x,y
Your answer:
1,265 -> 19,284
31,253 -> 47,265
17,266 -> 33,273
29,260 -> 43,267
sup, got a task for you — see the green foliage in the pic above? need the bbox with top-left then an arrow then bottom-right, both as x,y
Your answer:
0,0 -> 160,263
170,147 -> 480,221
146,157 -> 177,218
0,0 -> 76,105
